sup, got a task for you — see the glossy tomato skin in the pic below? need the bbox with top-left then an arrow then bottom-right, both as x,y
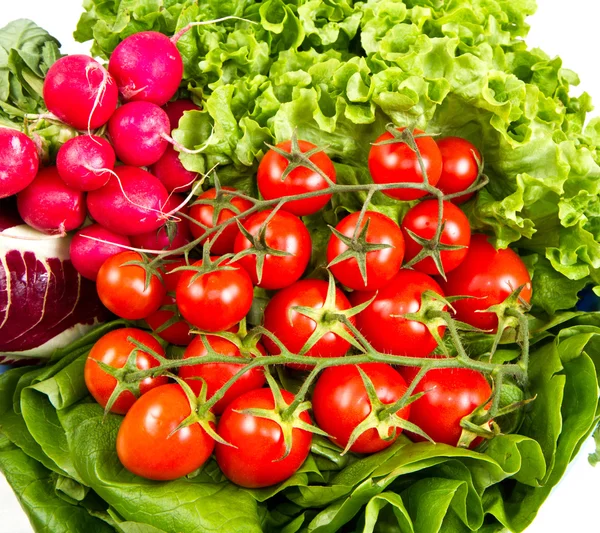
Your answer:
312,364 -> 411,454
262,279 -> 355,362
96,251 -> 166,320
351,269 -> 445,357
436,137 -> 481,204
84,328 -> 168,414
175,258 -> 254,332
327,211 -> 405,291
400,366 -> 491,447
117,384 -> 215,480
257,140 -> 336,216
401,199 -> 471,275
215,388 -> 312,488
145,260 -> 193,345
189,187 -> 254,255
368,128 -> 442,201
439,234 -> 532,332
233,209 -> 312,290
179,336 -> 265,414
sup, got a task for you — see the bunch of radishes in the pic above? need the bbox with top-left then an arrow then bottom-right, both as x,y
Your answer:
0,30 -> 202,282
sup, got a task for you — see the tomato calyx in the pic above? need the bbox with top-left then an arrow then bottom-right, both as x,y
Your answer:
265,131 -> 334,185
172,247 -> 235,283
232,371 -> 327,460
457,379 -> 536,449
403,224 -> 467,280
93,336 -> 168,416
327,215 -> 392,287
166,374 -> 231,446
292,273 -> 373,355
231,209 -> 293,284
121,252 -> 164,289
342,367 -> 432,455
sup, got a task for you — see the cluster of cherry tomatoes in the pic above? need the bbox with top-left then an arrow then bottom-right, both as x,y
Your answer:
84,127 -> 533,489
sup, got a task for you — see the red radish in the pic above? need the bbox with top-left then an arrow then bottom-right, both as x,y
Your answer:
162,99 -> 200,130
130,195 -> 191,251
70,224 -> 131,281
56,135 -> 116,191
0,128 -> 39,198
17,167 -> 86,234
108,102 -> 170,167
43,55 -> 118,131
87,166 -> 169,236
150,145 -> 197,192
108,32 -> 183,106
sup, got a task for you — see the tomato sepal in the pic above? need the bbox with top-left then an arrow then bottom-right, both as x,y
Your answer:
232,371 -> 328,461
291,273 -> 373,355
327,216 -> 393,287
120,252 -> 165,291
341,366 -> 433,455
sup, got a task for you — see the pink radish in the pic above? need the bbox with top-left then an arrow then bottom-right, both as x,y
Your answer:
43,55 -> 118,131
108,32 -> 183,106
17,167 -> 86,234
163,99 -> 200,130
86,166 -> 169,236
150,145 -> 197,192
108,101 -> 170,167
0,128 -> 40,198
56,135 -> 116,191
70,224 -> 131,281
130,195 -> 191,251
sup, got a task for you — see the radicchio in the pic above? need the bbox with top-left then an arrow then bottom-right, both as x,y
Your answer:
0,198 -> 108,363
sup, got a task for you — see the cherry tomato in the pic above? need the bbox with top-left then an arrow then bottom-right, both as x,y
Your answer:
233,209 -> 311,290
117,384 -> 214,480
96,251 -> 166,320
351,269 -> 445,357
327,210 -> 405,291
130,195 -> 191,252
188,187 -> 254,255
215,388 -> 312,488
84,328 -> 168,415
312,364 -> 411,454
175,258 -> 254,332
401,199 -> 471,275
436,137 -> 481,204
179,336 -> 265,414
257,139 -> 336,216
439,234 -> 532,332
368,128 -> 442,201
400,366 -> 491,447
262,279 -> 355,365
145,260 -> 193,345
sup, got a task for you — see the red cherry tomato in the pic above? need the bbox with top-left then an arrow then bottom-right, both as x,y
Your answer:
351,269 -> 445,357
84,328 -> 168,415
400,366 -> 491,447
262,279 -> 355,366
175,258 -> 254,332
189,187 -> 254,255
327,210 -> 405,291
233,209 -> 311,290
436,137 -> 481,204
179,335 -> 265,414
257,139 -> 336,216
401,199 -> 471,275
215,388 -> 312,488
117,384 -> 215,480
368,128 -> 442,201
96,251 -> 166,320
312,364 -> 411,454
439,234 -> 532,332
145,260 -> 193,345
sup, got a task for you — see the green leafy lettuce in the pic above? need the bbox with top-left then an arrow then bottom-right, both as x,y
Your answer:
1,316 -> 599,532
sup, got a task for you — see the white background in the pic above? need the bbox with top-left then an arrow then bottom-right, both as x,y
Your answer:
1,1 -> 600,532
